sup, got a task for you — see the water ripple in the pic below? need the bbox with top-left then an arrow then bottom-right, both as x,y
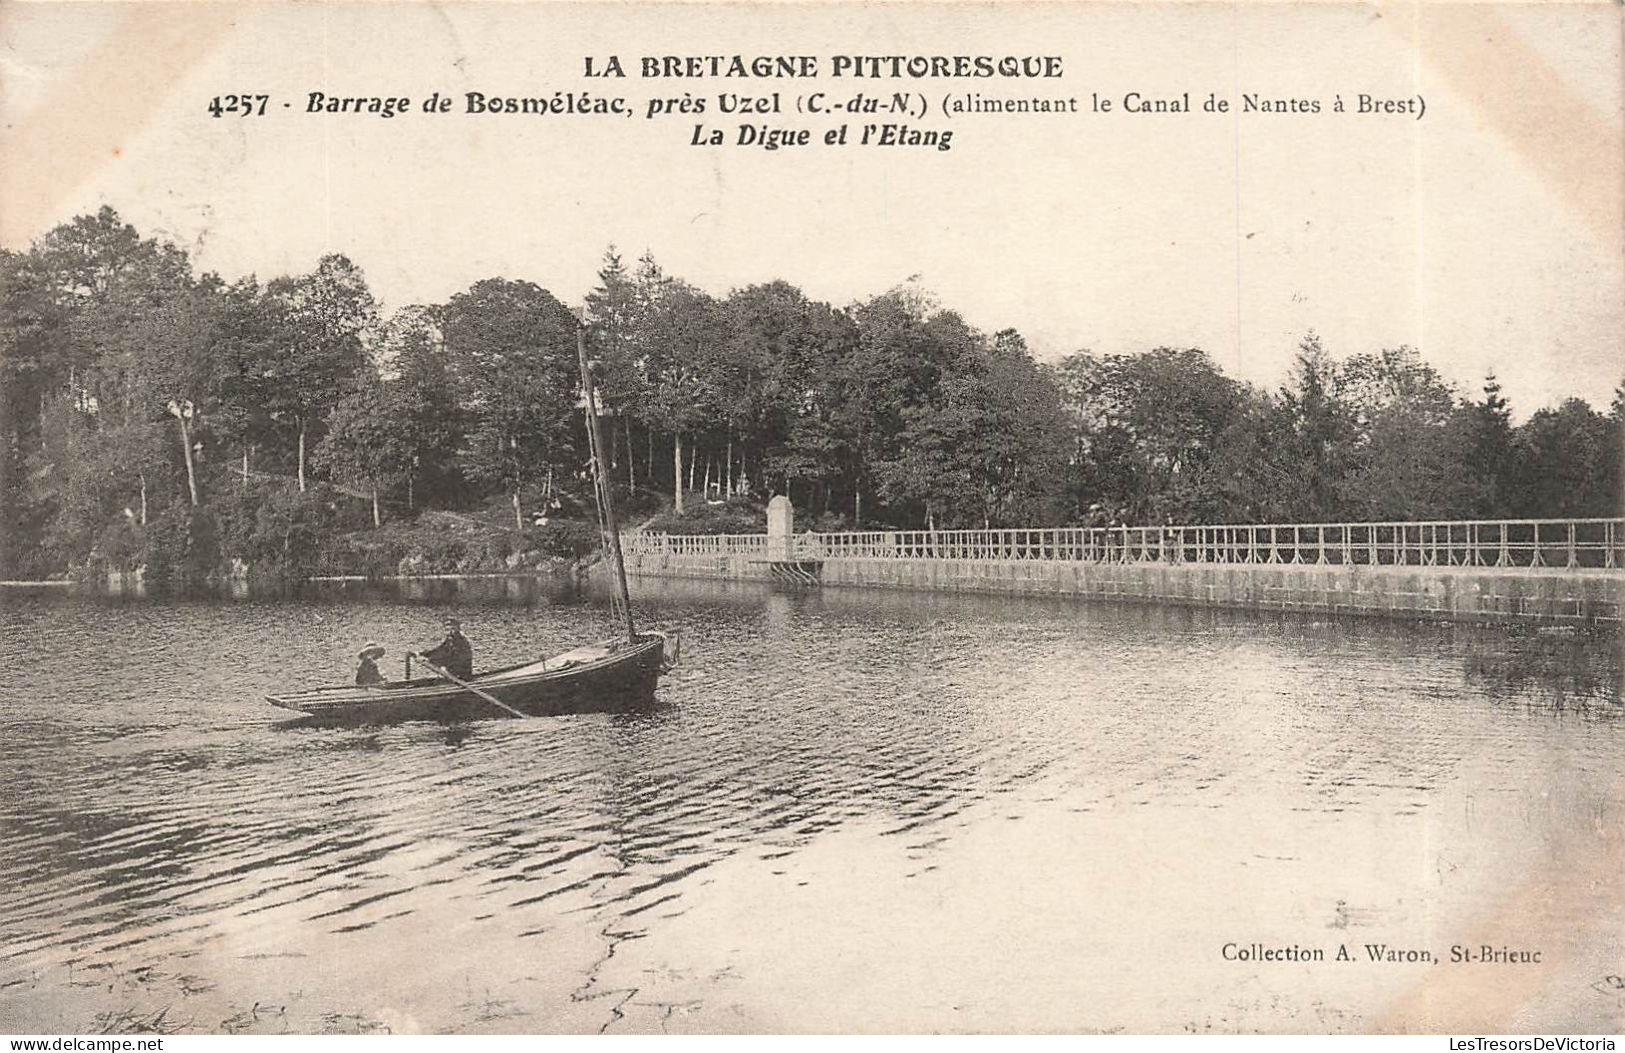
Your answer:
0,580 -> 1617,1032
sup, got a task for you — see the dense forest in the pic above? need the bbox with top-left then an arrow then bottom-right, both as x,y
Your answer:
1,207 -> 1620,583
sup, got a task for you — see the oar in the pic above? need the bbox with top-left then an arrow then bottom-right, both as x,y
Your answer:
413,656 -> 528,719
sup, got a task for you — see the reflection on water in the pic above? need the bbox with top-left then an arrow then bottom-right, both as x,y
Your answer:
0,578 -> 1618,1033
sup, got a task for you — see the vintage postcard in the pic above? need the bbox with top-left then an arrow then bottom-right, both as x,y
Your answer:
0,0 -> 1620,1038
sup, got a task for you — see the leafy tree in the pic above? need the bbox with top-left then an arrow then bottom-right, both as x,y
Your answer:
724,281 -> 860,513
1604,381 -> 1624,516
263,255 -> 378,491
1513,399 -> 1616,517
1337,346 -> 1471,519
22,392 -> 110,573
1454,373 -> 1519,517
315,371 -> 418,527
0,249 -> 71,575
7,209 -> 211,574
1200,386 -> 1303,524
207,278 -> 289,491
583,247 -> 646,487
442,278 -> 580,528
124,284 -> 227,508
866,312 -> 1058,528
879,330 -> 1067,528
1053,347 -> 1243,523
378,305 -> 463,509
847,283 -> 979,525
32,206 -> 190,306
1277,332 -> 1356,520
10,205 -> 1625,579
636,277 -> 727,514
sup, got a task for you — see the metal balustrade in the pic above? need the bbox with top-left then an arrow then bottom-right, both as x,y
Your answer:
629,533 -> 773,559
622,519 -> 1625,571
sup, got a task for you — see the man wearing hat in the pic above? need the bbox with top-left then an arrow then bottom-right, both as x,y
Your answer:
355,642 -> 386,686
412,615 -> 474,679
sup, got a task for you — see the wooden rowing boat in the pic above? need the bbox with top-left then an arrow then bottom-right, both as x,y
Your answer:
266,327 -> 679,725
266,633 -> 671,724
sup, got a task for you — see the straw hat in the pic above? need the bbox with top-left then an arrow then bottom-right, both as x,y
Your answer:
359,642 -> 386,659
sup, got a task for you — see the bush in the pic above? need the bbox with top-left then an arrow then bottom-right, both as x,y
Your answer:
529,519 -> 599,560
318,533 -> 408,579
413,534 -> 476,574
611,484 -> 669,522
139,505 -> 218,592
645,497 -> 765,535
211,482 -> 368,581
92,519 -> 147,573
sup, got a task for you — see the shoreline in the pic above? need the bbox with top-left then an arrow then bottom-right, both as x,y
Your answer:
0,570 -> 577,592
307,570 -> 576,582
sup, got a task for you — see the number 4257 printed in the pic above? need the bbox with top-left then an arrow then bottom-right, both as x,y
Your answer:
208,95 -> 270,117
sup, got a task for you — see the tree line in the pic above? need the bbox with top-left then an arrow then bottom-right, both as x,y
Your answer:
1,207 -> 1619,581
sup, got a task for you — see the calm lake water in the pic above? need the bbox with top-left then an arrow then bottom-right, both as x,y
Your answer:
1,577 -> 1620,1034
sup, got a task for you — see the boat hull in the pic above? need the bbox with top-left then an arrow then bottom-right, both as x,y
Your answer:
267,634 -> 666,725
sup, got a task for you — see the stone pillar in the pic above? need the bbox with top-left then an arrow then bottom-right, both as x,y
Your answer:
768,495 -> 793,561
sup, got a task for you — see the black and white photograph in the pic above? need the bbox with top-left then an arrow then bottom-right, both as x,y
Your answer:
0,1 -> 1621,1038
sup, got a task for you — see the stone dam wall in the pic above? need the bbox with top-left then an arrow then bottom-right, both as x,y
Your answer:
623,550 -> 1623,629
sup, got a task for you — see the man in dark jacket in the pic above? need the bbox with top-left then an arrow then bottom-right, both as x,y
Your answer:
413,615 -> 473,679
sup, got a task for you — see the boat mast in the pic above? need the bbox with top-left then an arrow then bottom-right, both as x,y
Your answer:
578,327 -> 637,643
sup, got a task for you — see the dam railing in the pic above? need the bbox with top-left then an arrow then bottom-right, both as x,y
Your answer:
625,518 -> 1624,571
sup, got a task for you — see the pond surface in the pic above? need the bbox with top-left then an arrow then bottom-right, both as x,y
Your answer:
0,578 -> 1620,1034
